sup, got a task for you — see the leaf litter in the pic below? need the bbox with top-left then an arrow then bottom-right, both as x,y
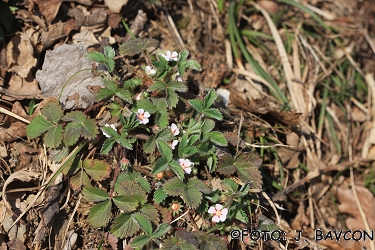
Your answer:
0,0 -> 375,249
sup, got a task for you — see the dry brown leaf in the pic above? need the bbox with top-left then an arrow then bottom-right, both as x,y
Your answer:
351,105 -> 367,122
6,32 -> 37,78
277,132 -> 301,169
33,0 -> 62,24
229,90 -> 301,126
2,170 -> 41,218
104,0 -> 128,13
2,74 -> 42,101
335,185 -> 375,249
0,102 -> 30,142
33,183 -> 63,243
6,238 -> 27,250
36,44 -> 105,109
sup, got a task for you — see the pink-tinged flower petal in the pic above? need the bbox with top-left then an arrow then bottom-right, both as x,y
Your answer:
215,204 -> 223,211
221,208 -> 228,216
171,51 -> 178,61
184,167 -> 192,174
170,140 -> 178,149
208,206 -> 216,214
145,65 -> 156,75
137,109 -> 150,124
212,216 -> 220,223
219,214 -> 227,222
170,123 -> 180,136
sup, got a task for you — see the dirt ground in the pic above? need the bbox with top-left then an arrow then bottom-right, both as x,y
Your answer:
1,0 -> 375,249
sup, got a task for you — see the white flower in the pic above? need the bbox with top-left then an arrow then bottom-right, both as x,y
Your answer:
145,65 -> 156,75
178,158 -> 193,174
159,50 -> 178,62
101,123 -> 116,138
174,72 -> 183,82
136,109 -> 150,124
170,51 -> 179,61
208,204 -> 228,222
135,93 -> 142,101
170,140 -> 178,150
170,123 -> 180,136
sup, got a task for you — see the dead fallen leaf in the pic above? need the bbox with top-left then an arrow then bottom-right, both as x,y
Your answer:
229,89 -> 301,126
6,32 -> 37,78
33,183 -> 63,243
36,44 -> 105,109
2,170 -> 42,219
2,74 -> 42,101
335,185 -> 375,249
104,0 -> 128,13
277,132 -> 301,169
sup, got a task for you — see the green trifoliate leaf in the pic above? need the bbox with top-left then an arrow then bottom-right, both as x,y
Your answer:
188,99 -> 204,113
234,208 -> 249,224
87,200 -> 112,228
114,136 -> 133,150
106,58 -> 115,72
203,90 -> 217,109
148,81 -> 167,91
182,187 -> 202,209
124,78 -> 142,91
169,160 -> 185,180
188,177 -> 212,194
154,188 -> 168,203
151,223 -> 171,239
83,186 -> 109,202
104,46 -> 115,60
119,38 -> 159,56
203,131 -> 227,146
116,171 -> 151,193
166,88 -> 179,108
95,88 -> 115,101
86,51 -> 106,63
41,102 -> 63,124
152,97 -> 168,110
192,232 -> 227,250
133,213 -> 152,235
116,88 -> 132,103
111,213 -> 140,238
177,49 -> 189,76
163,236 -> 199,250
134,99 -> 157,114
201,119 -> 215,134
216,154 -> 236,176
234,152 -> 262,189
156,111 -> 169,128
115,180 -> 147,204
202,108 -> 222,120
43,125 -> 63,148
185,60 -> 202,71
157,140 -> 173,162
82,159 -> 111,181
131,235 -> 151,248
169,81 -> 188,92
139,204 -> 160,225
113,196 -> 138,213
163,177 -> 186,196
101,137 -> 115,154
151,157 -> 169,176
62,111 -> 98,145
26,116 -> 54,139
